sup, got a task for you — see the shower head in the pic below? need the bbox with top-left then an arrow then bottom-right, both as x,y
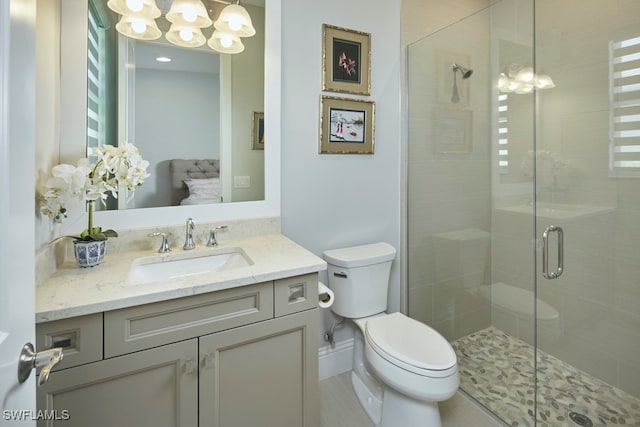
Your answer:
452,63 -> 473,79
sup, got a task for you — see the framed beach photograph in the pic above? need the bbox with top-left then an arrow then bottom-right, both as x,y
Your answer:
322,24 -> 371,95
252,111 -> 264,150
319,96 -> 375,154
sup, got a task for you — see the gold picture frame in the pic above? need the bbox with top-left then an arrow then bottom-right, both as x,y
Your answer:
319,96 -> 375,154
252,111 -> 264,150
322,24 -> 371,95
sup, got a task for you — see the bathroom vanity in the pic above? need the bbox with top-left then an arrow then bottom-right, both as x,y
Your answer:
35,233 -> 325,427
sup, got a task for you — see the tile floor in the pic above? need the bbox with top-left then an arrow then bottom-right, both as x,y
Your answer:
452,326 -> 640,427
319,371 -> 504,427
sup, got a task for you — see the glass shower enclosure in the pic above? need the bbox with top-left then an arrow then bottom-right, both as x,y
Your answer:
407,0 -> 640,425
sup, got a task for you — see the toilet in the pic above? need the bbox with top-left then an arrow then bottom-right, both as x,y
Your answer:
324,242 -> 459,427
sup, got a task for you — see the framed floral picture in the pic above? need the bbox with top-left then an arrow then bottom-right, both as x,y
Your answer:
319,96 -> 375,154
322,24 -> 371,95
252,111 -> 264,150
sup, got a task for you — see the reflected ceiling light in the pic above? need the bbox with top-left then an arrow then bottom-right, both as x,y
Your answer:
155,56 -> 172,62
535,73 -> 556,89
516,66 -> 534,83
498,64 -> 555,94
214,1 -> 256,38
166,0 -> 213,28
208,30 -> 245,54
115,14 -> 161,40
107,0 -> 161,19
166,24 -> 206,47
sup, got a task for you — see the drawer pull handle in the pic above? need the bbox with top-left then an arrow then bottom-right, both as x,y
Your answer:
288,284 -> 306,302
53,338 -> 72,348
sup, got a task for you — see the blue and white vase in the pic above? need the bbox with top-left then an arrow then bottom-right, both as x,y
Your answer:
73,240 -> 107,268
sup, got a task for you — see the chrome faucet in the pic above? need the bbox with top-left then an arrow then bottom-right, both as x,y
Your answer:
207,225 -> 228,247
183,218 -> 196,250
148,232 -> 171,253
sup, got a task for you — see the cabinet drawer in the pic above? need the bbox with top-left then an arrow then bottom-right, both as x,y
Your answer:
274,273 -> 318,317
104,282 -> 273,357
36,313 -> 103,371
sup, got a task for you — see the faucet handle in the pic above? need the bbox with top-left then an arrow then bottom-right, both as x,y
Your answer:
148,232 -> 171,253
207,225 -> 228,247
183,218 -> 196,250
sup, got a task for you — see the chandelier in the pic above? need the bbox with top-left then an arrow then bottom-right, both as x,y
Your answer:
107,0 -> 255,54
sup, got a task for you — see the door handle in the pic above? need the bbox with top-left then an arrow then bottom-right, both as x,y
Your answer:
17,343 -> 63,386
542,225 -> 564,280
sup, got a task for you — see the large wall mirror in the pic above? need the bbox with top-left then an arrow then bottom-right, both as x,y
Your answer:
53,0 -> 280,230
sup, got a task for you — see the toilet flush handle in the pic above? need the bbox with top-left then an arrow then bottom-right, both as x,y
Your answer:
333,272 -> 348,278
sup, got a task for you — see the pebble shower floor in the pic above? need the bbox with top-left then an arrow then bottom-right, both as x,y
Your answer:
452,327 -> 640,426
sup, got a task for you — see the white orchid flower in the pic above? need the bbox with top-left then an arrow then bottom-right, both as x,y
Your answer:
40,142 -> 150,239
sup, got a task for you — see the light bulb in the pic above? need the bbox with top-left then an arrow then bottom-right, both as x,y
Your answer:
131,18 -> 147,34
220,33 -> 233,48
228,15 -> 243,31
182,6 -> 198,23
179,28 -> 194,41
125,0 -> 144,12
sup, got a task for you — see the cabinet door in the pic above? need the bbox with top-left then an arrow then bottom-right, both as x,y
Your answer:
200,309 -> 319,427
37,339 -> 198,427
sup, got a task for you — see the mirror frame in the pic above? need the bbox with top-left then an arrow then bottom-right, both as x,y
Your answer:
60,0 -> 280,230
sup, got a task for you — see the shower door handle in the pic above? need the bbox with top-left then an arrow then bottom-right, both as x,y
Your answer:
542,225 -> 564,279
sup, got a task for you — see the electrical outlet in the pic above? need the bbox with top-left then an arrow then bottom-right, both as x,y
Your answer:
233,176 -> 250,188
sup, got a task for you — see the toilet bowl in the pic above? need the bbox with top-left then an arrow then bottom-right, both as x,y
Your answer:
324,243 -> 459,427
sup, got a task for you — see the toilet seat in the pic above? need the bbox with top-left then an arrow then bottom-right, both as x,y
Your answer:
365,312 -> 457,378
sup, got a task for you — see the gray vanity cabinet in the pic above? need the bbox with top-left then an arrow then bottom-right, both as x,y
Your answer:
36,274 -> 320,427
36,339 -> 198,427
199,309 -> 318,427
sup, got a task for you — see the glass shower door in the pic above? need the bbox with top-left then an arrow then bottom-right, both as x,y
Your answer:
534,1 -> 640,425
406,1 -> 539,425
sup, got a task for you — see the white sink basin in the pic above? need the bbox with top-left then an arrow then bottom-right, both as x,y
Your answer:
127,248 -> 253,285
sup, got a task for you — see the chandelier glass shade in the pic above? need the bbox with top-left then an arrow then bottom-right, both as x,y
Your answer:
115,14 -> 162,40
107,0 -> 161,18
214,3 -> 255,37
208,29 -> 245,53
166,0 -> 213,28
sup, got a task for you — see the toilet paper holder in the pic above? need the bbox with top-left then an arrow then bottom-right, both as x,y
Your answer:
318,282 -> 334,309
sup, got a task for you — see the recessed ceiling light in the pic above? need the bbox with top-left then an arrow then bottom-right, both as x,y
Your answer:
155,56 -> 172,63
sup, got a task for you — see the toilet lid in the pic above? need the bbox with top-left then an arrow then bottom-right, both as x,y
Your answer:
365,312 -> 457,373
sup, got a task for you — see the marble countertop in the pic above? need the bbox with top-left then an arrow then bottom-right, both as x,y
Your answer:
36,234 -> 326,323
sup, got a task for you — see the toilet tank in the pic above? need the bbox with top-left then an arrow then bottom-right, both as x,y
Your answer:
323,242 -> 396,319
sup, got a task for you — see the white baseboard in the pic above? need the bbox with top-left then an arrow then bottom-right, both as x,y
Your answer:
318,338 -> 354,380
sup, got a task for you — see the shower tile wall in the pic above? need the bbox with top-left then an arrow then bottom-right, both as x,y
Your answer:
407,9 -> 493,341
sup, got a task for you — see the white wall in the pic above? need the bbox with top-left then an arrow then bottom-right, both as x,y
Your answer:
280,0 -> 402,351
134,69 -> 220,208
